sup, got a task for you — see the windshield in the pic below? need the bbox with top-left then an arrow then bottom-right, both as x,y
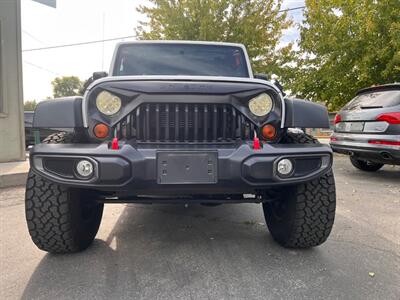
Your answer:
343,90 -> 400,110
113,43 -> 249,78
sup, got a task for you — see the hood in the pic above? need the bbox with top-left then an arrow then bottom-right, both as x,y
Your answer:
86,75 -> 282,95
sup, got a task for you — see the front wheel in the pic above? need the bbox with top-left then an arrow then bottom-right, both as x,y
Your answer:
263,171 -> 336,248
349,156 -> 383,172
25,171 -> 103,253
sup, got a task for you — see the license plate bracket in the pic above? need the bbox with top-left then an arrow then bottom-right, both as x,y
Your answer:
349,122 -> 365,132
157,152 -> 218,184
339,122 -> 365,132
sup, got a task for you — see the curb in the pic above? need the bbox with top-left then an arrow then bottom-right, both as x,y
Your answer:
0,159 -> 29,189
0,172 -> 28,188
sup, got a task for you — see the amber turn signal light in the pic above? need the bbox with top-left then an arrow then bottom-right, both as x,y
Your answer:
261,124 -> 276,140
93,123 -> 109,139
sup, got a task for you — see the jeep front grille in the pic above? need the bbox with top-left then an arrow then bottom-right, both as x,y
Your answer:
114,103 -> 256,143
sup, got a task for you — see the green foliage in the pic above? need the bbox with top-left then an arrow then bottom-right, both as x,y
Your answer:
278,0 -> 400,111
135,0 -> 292,73
51,76 -> 83,98
24,100 -> 38,111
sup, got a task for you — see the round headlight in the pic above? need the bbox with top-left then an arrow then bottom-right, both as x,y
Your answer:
248,93 -> 273,117
96,91 -> 122,116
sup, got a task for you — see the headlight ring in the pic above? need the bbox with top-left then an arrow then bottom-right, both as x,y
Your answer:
248,93 -> 273,117
96,91 -> 122,116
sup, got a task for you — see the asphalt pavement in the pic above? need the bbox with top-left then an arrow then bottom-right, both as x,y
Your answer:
0,154 -> 399,300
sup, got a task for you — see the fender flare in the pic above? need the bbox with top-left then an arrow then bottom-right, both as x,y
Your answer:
33,97 -> 84,129
284,98 -> 330,128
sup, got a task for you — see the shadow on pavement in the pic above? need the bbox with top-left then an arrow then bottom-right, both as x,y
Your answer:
21,203 -> 399,299
333,158 -> 400,183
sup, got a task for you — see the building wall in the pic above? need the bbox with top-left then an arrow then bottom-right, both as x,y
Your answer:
0,0 -> 25,162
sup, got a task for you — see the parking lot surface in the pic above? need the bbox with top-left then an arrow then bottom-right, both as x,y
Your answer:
1,154 -> 399,299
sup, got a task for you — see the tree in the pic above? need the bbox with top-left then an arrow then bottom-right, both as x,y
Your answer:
24,100 -> 37,111
278,0 -> 400,111
135,0 -> 292,73
51,76 -> 83,98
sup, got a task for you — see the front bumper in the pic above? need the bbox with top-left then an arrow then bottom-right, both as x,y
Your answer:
30,142 -> 333,194
330,132 -> 400,165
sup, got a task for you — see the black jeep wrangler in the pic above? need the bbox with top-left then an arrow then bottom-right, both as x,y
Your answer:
26,41 -> 335,253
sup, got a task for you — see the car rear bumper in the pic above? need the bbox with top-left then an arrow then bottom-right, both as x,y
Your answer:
29,141 -> 333,194
330,132 -> 400,165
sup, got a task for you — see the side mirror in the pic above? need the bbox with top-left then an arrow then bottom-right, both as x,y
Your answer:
255,74 -> 286,96
254,73 -> 270,81
80,72 -> 108,95
273,79 -> 286,96
92,71 -> 108,81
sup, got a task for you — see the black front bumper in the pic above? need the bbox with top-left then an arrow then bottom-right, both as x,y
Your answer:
30,142 -> 332,194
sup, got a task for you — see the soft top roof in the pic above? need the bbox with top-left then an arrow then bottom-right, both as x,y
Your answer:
356,83 -> 400,95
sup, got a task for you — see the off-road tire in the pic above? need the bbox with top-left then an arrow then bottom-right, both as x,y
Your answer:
349,156 -> 383,172
42,131 -> 74,144
281,131 -> 318,144
25,132 -> 103,253
263,131 -> 336,248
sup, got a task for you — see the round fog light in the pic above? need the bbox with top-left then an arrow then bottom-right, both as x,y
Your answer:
277,159 -> 293,176
76,160 -> 94,178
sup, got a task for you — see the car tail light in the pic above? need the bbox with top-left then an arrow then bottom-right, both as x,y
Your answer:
334,114 -> 342,124
93,123 -> 109,139
368,140 -> 400,146
376,112 -> 400,124
261,124 -> 276,140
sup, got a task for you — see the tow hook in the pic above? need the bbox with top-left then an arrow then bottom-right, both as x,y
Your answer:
253,131 -> 261,150
111,137 -> 119,150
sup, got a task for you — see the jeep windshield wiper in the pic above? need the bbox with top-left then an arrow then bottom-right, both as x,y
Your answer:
360,105 -> 383,109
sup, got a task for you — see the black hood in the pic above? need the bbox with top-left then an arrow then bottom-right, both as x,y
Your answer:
88,79 -> 276,96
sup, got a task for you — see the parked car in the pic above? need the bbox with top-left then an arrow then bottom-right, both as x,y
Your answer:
330,84 -> 400,171
26,41 -> 335,253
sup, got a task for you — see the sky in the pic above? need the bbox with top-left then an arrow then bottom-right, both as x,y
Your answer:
21,0 -> 305,101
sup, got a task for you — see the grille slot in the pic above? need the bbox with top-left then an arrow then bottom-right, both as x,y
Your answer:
114,103 -> 255,143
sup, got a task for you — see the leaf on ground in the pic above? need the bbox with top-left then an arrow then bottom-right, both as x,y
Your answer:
368,272 -> 375,277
